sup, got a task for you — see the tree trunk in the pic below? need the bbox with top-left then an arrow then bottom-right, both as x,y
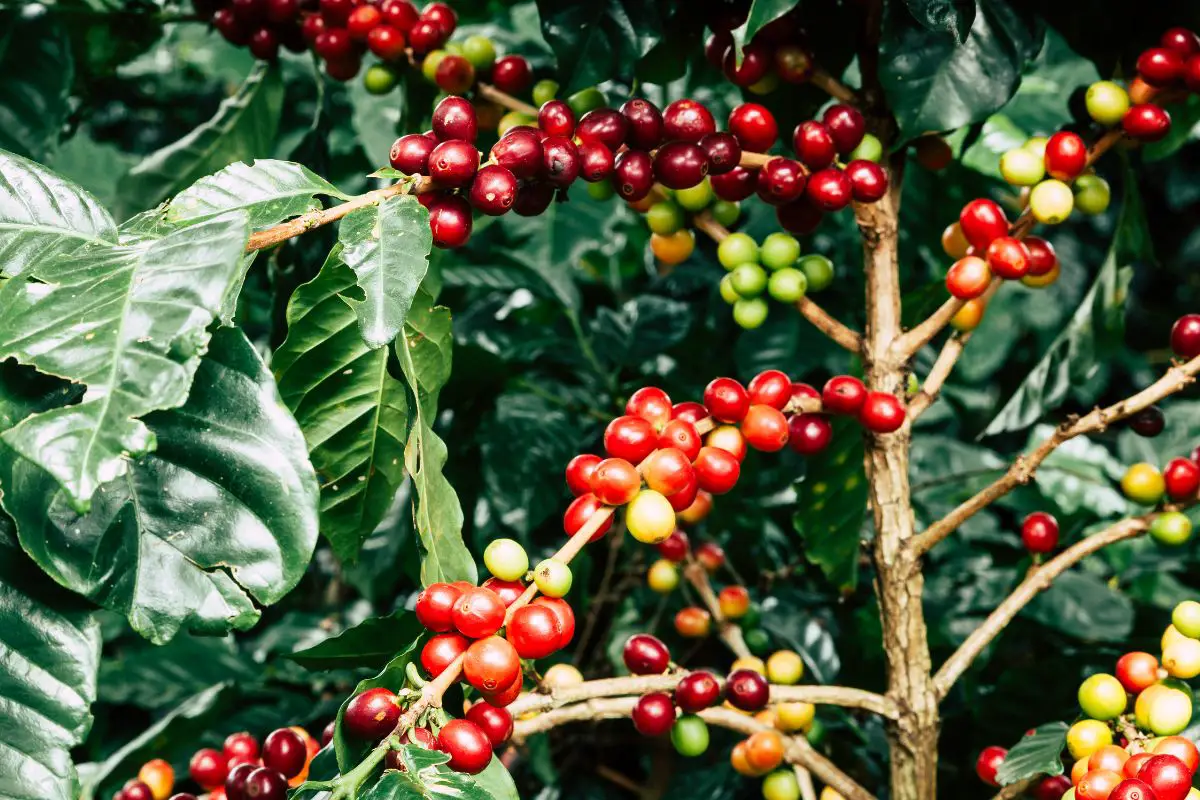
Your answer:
857,158 -> 940,800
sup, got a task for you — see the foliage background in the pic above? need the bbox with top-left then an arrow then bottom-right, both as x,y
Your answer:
5,0 -> 1200,796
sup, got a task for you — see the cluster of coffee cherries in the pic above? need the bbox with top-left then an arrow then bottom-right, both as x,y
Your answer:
703,4 -> 816,93
1118,452 -> 1198,546
998,130 -> 1112,221
715,231 -> 835,329
111,727 -> 322,800
980,603 -> 1200,800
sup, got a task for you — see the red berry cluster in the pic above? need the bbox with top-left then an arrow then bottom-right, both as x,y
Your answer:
944,199 -> 1059,300
1127,27 -> 1200,140
703,6 -> 815,90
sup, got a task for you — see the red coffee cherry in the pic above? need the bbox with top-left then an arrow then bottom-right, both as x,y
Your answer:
986,236 -> 1030,280
822,104 -> 867,154
1020,511 -> 1059,554
612,150 -> 654,201
748,369 -> 792,410
576,108 -> 628,152
427,195 -> 473,249
1024,236 -> 1058,276
725,668 -> 770,711
623,633 -> 671,674
1162,27 -> 1200,55
700,132 -> 742,175
975,746 -> 1007,787
407,19 -> 444,54
663,99 -> 717,142
481,577 -> 524,607
590,457 -> 641,505
301,14 -> 326,43
704,377 -> 750,422
1164,457 -> 1200,502
483,671 -> 523,707
463,636 -> 521,693
437,719 -> 493,774
626,386 -> 672,428
344,687 -> 400,740
367,26 -> 407,61
189,749 -> 228,790
432,96 -> 477,143
631,692 -> 677,736
541,135 -> 580,187
1170,314 -> 1200,359
435,55 -> 475,94
723,40 -> 772,87
805,167 -> 852,211
705,30 -> 732,65
694,541 -> 725,572
243,767 -> 287,800
692,446 -> 740,494
756,158 -> 807,205
675,670 -> 722,713
566,453 -> 602,495
421,1 -> 456,36
532,597 -> 575,648
644,447 -> 695,496
507,604 -> 563,659
656,529 -> 689,562
453,586 -> 507,638
563,492 -> 614,540
1123,104 -> 1172,142
846,159 -> 888,203
777,198 -> 824,235
1032,775 -> 1072,800
672,401 -> 707,424
788,414 -> 833,455
490,55 -> 532,94
416,582 -> 463,631
466,702 -> 514,747
577,140 -> 615,182
224,765 -> 256,800
654,141 -> 710,190
427,140 -> 479,187
380,0 -> 418,32
821,376 -> 867,416
1138,754 -> 1191,800
742,405 -> 790,451
537,99 -> 575,137
1043,131 -> 1087,181
946,256 -> 992,300
620,98 -> 664,150
314,27 -> 353,59
224,732 -> 259,762
958,198 -> 1010,250
421,631 -> 469,677
728,103 -> 778,152
248,28 -> 280,61
468,165 -> 517,216
793,121 -> 836,169
1115,651 -> 1160,694
604,415 -> 658,462
858,391 -> 905,434
490,129 -> 543,179
1138,47 -> 1186,86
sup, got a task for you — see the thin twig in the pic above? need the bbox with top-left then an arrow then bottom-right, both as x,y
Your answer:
992,777 -> 1039,800
906,333 -> 970,421
810,68 -> 860,105
910,354 -> 1200,557
475,82 -> 539,116
682,559 -> 751,658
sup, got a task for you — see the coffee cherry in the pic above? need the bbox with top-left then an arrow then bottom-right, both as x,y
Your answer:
1029,179 -> 1074,224
427,195 -> 472,249
507,604 -> 561,659
605,415 -> 658,462
773,43 -> 813,82
985,236 -> 1030,280
1170,314 -> 1200,359
224,764 -> 256,800
975,746 -> 1007,787
189,749 -> 227,790
663,99 -> 717,142
1139,47 -> 1186,86
532,597 -> 575,648
821,376 -> 866,416
627,489 -> 676,543
434,55 -> 475,94
565,454 -> 602,495
694,541 -> 725,571
1123,104 -> 1172,142
805,168 -> 852,211
577,140 -> 615,182
612,150 -> 654,201
618,98 -> 663,150
941,222 -> 970,259
453,586 -> 506,638
675,671 -> 722,713
623,633 -> 670,674
590,457 -> 641,505
537,100 -> 575,137
224,732 -> 259,763
632,692 -> 677,736
564,492 -> 614,540
258,729 -> 306,779
750,159 -> 803,206
718,585 -> 750,618
1126,406 -> 1165,440
242,768 -> 287,800
730,263 -> 767,297
712,166 -> 757,201
1121,462 -> 1165,505
541,136 -> 580,187
1164,457 -> 1200,502
343,687 -> 399,740
703,377 -> 749,423
490,129 -> 543,179
647,558 -> 679,592
723,41 -> 772,87
945,255 -> 992,300
421,631 -> 468,678
1138,754 -> 1192,800
706,425 -> 747,462
122,781 -> 155,800
726,668 -> 770,711
739,405 -> 788,451
859,391 -> 904,433
643,447 -> 695,496
478,538 -> 526,582
1074,175 -> 1111,215
654,141 -> 710,190
959,198 -> 1009,250
1162,26 -> 1200,55
674,606 -> 712,637
436,720 -> 492,774
728,103 -> 777,153
745,370 -> 791,410
485,54 -> 530,94
1115,651 -> 1159,695
465,165 -> 516,216
655,529 -> 689,562
1019,511 -> 1059,554
670,715 -> 710,758
822,104 -> 866,154
717,232 -> 759,270
645,202 -> 684,236
570,108 -> 625,152
464,636 -> 521,693
1153,736 -> 1200,773
788,414 -> 832,455
846,160 -> 888,203
792,121 -> 836,169
1082,80 -> 1131,126
389,133 -> 437,175
1020,236 -> 1056,277
999,147 -> 1045,186
481,577 -> 523,607
659,420 -> 702,462
1044,131 -> 1087,181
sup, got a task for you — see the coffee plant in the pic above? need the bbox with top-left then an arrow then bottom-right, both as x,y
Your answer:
5,0 -> 1200,799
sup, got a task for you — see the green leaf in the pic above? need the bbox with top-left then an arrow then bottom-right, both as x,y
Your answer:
534,0 -> 664,93
0,13 -> 72,161
1034,426 -> 1133,518
0,211 -> 251,510
340,194 -> 434,349
348,74 -> 406,168
1144,95 -> 1200,162
290,611 -> 423,672
983,167 -> 1149,436
1027,571 -> 1134,643
333,637 -> 424,771
994,722 -> 1067,785
0,518 -> 100,800
98,634 -> 255,709
793,419 -> 866,592
903,0 -> 976,43
361,747 -> 515,800
880,0 -> 1042,139
733,0 -> 801,52
167,159 -> 349,229
758,600 -> 841,683
589,296 -> 693,369
0,148 -> 118,278
0,327 -> 320,644
396,292 -> 476,586
274,248 -> 409,563
118,63 -> 284,210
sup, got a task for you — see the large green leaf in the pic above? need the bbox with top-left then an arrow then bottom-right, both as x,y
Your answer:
731,0 -> 801,54
0,327 -> 320,644
793,419 -> 866,592
994,722 -> 1067,785
0,148 -> 117,278
535,0 -> 664,93
339,194 -> 434,349
361,748 -> 517,800
903,0 -> 976,42
589,296 -> 693,369
98,634 -> 255,710
0,13 -> 72,161
983,167 -> 1150,436
396,292 -> 476,586
0,211 -> 251,510
880,0 -> 1042,139
118,63 -> 284,210
333,636 -> 424,771
0,518 -> 100,800
166,159 -> 348,229
289,611 -> 423,672
1028,571 -> 1134,643
274,249 -> 409,563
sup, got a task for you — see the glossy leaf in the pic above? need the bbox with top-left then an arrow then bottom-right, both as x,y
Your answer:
0,13 -> 72,161
759,599 -> 841,683
0,517 -> 100,800
119,63 -> 284,209
290,611 -> 424,672
0,211 -> 251,510
396,291 -> 476,586
590,296 -> 693,369
1028,571 -> 1134,643
167,158 -> 348,228
903,0 -> 975,42
994,722 -> 1067,785
1033,427 -> 1132,518
274,248 -> 410,563
983,168 -> 1149,436
333,636 -> 423,771
732,0 -> 801,54
1,328 -> 320,644
793,419 -> 866,592
361,747 -> 516,800
98,634 -> 255,709
535,0 -> 664,93
880,0 -> 1042,139
0,148 -> 117,278
339,194 -> 433,349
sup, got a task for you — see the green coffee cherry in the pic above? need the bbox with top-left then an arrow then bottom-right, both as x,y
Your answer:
498,111 -> 536,136
719,274 -> 741,305
534,559 -> 573,597
1151,512 -> 1193,546
444,41 -> 464,56
849,133 -> 884,164
363,64 -> 399,95
587,180 -> 616,201
670,716 -> 710,757
646,202 -> 684,235
731,263 -> 768,296
675,178 -> 714,212
744,627 -> 771,655
532,79 -> 559,107
768,268 -> 807,302
484,538 -> 529,581
733,298 -> 769,329
1073,175 -> 1111,215
461,35 -> 497,70
999,147 -> 1045,186
718,233 -> 759,270
798,254 -> 834,292
711,200 -> 741,227
760,232 -> 801,270
1086,81 -> 1131,126
566,87 -> 607,117
422,51 -> 448,82
1173,600 -> 1200,638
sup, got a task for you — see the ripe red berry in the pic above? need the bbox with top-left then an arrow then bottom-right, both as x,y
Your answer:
748,370 -> 792,410
319,0 -> 353,24
723,40 -> 772,87
805,167 -> 852,211
490,55 -> 532,94
700,132 -> 742,175
644,447 -> 695,496
631,692 -> 677,736
623,634 -> 671,674
656,529 -> 689,561
577,140 -> 615,182
421,1 -> 457,37
675,670 -> 722,713
345,4 -> 380,38
793,121 -> 836,169
663,99 -> 717,142
466,702 -> 514,747
694,541 -> 724,572
704,377 -> 750,422
469,165 -> 517,216
777,198 -> 824,234
654,141 -> 710,190
1024,236 -> 1057,276
123,782 -> 154,800
822,104 -> 867,154
507,604 -> 563,659
432,96 -> 477,143
1138,754 -> 1191,800
659,420 -> 702,461
1164,457 -> 1200,502
421,632 -> 468,677
705,30 -> 732,65
1171,314 -> 1200,359
301,14 -> 326,42
756,158 -> 807,205
189,749 -> 227,790
1162,27 -> 1200,55
576,108 -> 628,152
1123,104 -> 1172,142
726,668 -> 770,711
415,582 -> 463,631
427,195 -> 473,249
537,100 -> 575,137
742,405 -> 790,451
620,98 -> 664,150
427,140 -> 479,187
490,128 -> 543,179
822,376 -> 867,416
532,596 -> 575,647
437,720 -> 492,774
1032,775 -> 1072,800
775,44 -> 814,82
566,453 -> 602,496
858,391 -> 905,434
845,159 -> 888,203
314,27 -> 353,60
692,446 -> 740,494
563,492 -> 614,540
604,415 -> 658,462
1020,511 -> 1059,553
590,457 -> 641,505
323,54 -> 361,82
626,386 -> 673,428
243,767 -> 287,800
248,28 -> 279,60
463,636 -> 521,693
481,577 -> 524,607
453,587 -> 506,638
946,256 -> 992,299
959,198 -> 1010,250
1115,651 -> 1160,694
264,0 -> 297,23
344,687 -> 400,740
986,236 -> 1030,280
224,732 -> 259,762
1138,47 -> 1186,86
366,25 -> 407,61
711,166 -> 756,201
612,149 -> 655,201
672,401 -> 707,424
975,746 -> 1007,787
1043,131 -> 1088,181
407,19 -> 443,54
540,135 -> 580,187
788,414 -> 833,455
224,765 -> 256,800
380,0 -> 418,32
728,103 -> 778,152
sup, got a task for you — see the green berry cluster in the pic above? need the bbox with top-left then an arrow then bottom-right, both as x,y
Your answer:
715,232 -> 833,329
